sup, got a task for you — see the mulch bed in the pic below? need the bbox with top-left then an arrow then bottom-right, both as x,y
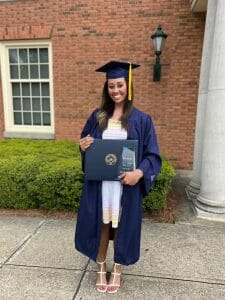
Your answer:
0,208 -> 76,220
143,190 -> 181,223
0,191 -> 181,224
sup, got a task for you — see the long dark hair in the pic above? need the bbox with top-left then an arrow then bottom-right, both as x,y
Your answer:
97,78 -> 134,131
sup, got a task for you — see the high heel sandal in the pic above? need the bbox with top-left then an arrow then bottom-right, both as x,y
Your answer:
96,260 -> 107,293
107,263 -> 121,294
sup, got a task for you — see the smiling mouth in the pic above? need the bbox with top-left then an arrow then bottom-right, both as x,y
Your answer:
113,95 -> 121,99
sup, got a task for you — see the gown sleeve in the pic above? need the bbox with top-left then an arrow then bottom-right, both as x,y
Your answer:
137,115 -> 162,196
80,109 -> 99,138
80,109 -> 99,171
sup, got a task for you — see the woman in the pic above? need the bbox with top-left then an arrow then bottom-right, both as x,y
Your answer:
75,61 -> 161,294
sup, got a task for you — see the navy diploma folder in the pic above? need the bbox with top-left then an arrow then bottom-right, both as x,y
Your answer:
84,139 -> 138,181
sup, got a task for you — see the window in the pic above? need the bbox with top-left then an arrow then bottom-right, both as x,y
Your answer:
10,48 -> 51,126
0,41 -> 54,138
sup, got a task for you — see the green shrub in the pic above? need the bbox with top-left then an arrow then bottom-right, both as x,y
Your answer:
0,139 -> 82,211
0,156 -> 40,209
28,159 -> 83,211
143,156 -> 175,210
0,139 -> 175,212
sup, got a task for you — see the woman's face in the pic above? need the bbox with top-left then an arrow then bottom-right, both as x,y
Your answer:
107,77 -> 127,105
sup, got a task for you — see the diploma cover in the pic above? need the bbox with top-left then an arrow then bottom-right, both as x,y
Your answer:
84,139 -> 138,181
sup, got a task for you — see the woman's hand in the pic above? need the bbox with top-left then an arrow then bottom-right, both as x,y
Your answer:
79,134 -> 93,151
120,169 -> 143,186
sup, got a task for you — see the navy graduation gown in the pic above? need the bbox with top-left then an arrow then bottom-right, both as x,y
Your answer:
75,107 -> 161,265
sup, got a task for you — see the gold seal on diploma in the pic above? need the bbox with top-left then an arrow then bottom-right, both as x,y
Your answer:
105,154 -> 117,166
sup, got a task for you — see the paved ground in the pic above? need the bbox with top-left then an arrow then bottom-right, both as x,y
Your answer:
1,175 -> 225,299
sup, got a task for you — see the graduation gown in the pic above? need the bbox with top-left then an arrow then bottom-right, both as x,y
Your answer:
75,107 -> 161,265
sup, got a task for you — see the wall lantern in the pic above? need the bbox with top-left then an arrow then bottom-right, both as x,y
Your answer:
151,25 -> 167,81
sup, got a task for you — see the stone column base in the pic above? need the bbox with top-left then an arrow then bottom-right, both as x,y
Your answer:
193,197 -> 225,222
185,180 -> 200,201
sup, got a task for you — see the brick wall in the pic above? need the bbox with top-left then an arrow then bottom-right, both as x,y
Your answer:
0,0 -> 205,169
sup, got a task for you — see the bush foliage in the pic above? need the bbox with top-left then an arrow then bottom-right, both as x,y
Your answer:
0,139 -> 175,211
143,156 -> 176,210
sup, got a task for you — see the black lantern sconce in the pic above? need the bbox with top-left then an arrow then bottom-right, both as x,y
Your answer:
151,25 -> 167,81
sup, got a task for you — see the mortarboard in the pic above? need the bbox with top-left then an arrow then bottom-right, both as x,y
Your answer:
96,61 -> 140,101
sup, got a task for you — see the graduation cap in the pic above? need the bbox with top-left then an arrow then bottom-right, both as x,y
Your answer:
96,60 -> 140,101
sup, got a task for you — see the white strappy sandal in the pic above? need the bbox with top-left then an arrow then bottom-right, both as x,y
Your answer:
107,263 -> 121,294
96,260 -> 107,293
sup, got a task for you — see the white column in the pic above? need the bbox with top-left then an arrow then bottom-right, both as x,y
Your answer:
194,0 -> 225,220
186,0 -> 217,200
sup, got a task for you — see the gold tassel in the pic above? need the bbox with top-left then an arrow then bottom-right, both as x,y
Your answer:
128,63 -> 132,101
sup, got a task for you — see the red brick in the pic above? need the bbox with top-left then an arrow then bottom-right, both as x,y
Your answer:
0,0 -> 205,169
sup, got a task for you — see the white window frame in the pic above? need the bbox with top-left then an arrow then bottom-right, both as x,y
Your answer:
0,40 -> 55,139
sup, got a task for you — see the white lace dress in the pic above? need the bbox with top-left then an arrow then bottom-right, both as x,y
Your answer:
102,119 -> 127,228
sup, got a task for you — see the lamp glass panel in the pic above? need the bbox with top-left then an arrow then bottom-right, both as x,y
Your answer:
154,36 -> 163,52
160,38 -> 166,52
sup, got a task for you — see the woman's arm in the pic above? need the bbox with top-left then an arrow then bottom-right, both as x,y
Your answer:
120,115 -> 161,193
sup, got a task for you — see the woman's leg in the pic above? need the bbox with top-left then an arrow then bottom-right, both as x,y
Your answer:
97,223 -> 111,261
107,228 -> 121,293
96,223 -> 111,292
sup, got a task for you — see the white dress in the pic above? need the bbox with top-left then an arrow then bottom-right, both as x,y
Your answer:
102,119 -> 127,228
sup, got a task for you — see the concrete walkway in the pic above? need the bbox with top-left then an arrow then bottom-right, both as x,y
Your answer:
1,175 -> 225,299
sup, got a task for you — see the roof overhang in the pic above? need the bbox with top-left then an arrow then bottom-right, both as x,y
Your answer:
190,0 -> 208,12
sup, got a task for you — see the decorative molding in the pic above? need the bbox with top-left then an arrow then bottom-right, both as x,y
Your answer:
0,25 -> 54,41
190,0 -> 208,12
